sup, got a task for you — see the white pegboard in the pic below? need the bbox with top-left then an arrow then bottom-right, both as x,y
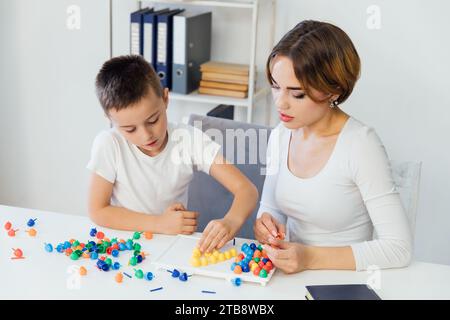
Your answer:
151,234 -> 275,286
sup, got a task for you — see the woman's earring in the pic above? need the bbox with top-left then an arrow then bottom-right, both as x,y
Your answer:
330,100 -> 339,108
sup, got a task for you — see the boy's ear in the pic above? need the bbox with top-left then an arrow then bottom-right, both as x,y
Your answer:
163,88 -> 169,109
103,112 -> 113,128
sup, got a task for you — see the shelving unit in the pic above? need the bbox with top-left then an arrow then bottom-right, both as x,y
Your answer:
109,0 -> 276,124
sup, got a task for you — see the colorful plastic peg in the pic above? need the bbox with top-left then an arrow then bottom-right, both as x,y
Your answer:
132,231 -> 142,240
171,269 -> 180,278
129,257 -> 137,266
11,248 -> 25,260
8,229 -> 18,237
27,218 -> 37,227
231,278 -> 242,287
4,221 -> 12,231
134,269 -> 144,279
79,266 -> 87,276
44,243 -> 53,253
112,262 -> 121,270
144,231 -> 153,240
90,228 -> 97,237
115,272 -> 123,283
26,228 -> 37,237
179,272 -> 188,282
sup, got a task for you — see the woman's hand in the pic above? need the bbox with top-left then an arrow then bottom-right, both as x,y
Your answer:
263,237 -> 309,274
198,218 -> 239,253
254,212 -> 286,245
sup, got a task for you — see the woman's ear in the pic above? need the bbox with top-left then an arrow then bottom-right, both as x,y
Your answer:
329,94 -> 340,103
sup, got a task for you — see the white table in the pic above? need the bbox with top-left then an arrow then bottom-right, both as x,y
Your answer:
1,204 -> 449,300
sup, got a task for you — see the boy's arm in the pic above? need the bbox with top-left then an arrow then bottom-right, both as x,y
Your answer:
198,154 -> 259,252
88,173 -> 197,234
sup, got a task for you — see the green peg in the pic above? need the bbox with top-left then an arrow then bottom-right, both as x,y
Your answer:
259,269 -> 268,278
133,243 -> 141,251
133,232 -> 141,240
134,269 -> 144,279
70,252 -> 80,260
105,258 -> 112,266
129,257 -> 137,266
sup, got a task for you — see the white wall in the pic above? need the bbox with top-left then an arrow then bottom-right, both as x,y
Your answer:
0,0 -> 449,265
273,0 -> 450,265
0,0 -> 110,215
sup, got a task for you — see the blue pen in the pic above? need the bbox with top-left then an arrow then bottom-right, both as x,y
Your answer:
201,290 -> 216,294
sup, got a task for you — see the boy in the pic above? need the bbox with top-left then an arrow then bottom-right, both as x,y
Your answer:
87,55 -> 258,253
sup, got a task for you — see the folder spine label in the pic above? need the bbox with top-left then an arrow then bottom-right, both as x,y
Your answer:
130,22 -> 141,55
143,23 -> 153,63
157,23 -> 167,64
173,16 -> 186,65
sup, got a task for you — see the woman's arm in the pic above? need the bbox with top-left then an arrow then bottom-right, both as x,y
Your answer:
264,237 -> 355,273
254,125 -> 288,243
256,125 -> 288,224
349,127 -> 413,271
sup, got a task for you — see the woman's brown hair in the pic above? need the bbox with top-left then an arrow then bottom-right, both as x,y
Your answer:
266,20 -> 361,105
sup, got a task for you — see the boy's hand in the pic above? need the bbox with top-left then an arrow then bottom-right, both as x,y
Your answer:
158,203 -> 198,235
254,212 -> 286,245
198,218 -> 238,253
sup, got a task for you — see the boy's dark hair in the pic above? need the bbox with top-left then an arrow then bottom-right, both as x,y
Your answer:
95,55 -> 163,113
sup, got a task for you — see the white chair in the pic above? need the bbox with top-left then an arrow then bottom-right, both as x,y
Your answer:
372,161 -> 421,242
390,160 -> 422,239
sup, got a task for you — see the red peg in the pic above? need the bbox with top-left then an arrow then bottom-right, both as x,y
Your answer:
4,221 -> 12,231
8,229 -> 19,237
11,248 -> 25,260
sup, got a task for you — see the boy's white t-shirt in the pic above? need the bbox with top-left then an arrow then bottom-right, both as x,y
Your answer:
87,122 -> 221,215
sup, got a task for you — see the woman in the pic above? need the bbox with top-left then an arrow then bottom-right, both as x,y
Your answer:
254,20 -> 412,273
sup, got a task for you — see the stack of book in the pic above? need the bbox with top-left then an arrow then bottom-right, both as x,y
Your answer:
199,62 -> 249,98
